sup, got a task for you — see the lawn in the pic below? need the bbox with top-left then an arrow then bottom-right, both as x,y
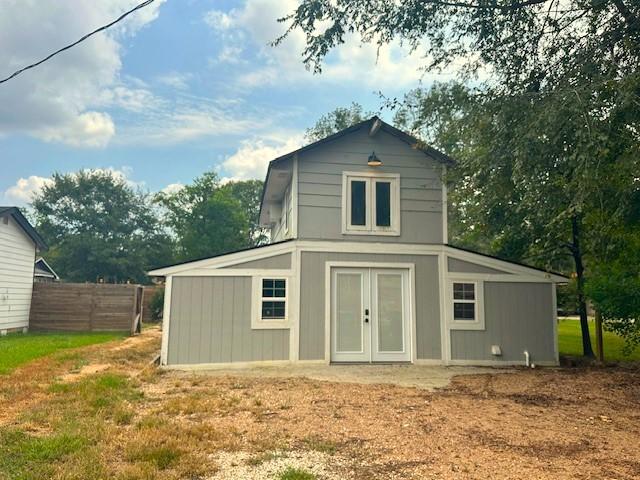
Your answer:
558,318 -> 640,361
0,327 -> 639,479
0,331 -> 127,374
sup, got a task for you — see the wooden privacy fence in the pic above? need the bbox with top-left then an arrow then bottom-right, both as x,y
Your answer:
30,283 -> 143,334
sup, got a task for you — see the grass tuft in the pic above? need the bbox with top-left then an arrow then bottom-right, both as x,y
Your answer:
278,467 -> 318,480
126,444 -> 182,470
302,436 -> 337,454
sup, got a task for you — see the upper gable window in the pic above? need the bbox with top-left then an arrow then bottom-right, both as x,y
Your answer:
342,172 -> 400,236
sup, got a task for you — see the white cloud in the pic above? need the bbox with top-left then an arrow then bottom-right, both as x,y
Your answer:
156,72 -> 192,90
0,0 -> 164,148
3,176 -> 54,205
204,0 -> 427,89
203,10 -> 235,31
3,167 -> 143,206
221,134 -> 303,181
161,183 -> 185,195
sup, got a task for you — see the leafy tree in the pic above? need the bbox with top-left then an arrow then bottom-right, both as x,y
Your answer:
221,179 -> 268,245
156,172 -> 256,261
31,170 -> 172,283
305,102 -> 373,141
280,0 -> 640,358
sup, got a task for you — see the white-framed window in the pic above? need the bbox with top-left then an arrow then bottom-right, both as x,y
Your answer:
251,276 -> 289,329
341,172 -> 400,236
448,280 -> 485,330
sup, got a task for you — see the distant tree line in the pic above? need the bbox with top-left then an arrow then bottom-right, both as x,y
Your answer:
31,170 -> 266,285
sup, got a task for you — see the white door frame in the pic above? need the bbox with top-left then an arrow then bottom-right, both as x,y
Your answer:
324,261 -> 416,364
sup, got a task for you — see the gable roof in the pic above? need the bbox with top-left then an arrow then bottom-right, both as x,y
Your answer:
258,116 -> 455,224
34,257 -> 59,280
0,206 -> 47,250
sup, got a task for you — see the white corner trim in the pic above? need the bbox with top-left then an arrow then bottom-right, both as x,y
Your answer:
438,251 -> 450,364
442,165 -> 448,244
291,154 -> 299,239
160,276 -> 173,366
446,279 -> 486,331
290,246 -> 301,361
251,275 -> 291,330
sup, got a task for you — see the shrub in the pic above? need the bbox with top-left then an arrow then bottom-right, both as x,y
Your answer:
149,288 -> 165,322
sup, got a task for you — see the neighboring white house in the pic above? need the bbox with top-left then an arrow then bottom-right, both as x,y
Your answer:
150,117 -> 568,369
0,207 -> 47,334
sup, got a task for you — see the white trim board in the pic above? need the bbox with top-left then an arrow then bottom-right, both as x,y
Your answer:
150,240 -> 566,284
160,276 -> 173,366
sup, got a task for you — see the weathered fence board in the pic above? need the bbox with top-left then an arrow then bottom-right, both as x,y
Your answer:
30,283 -> 143,334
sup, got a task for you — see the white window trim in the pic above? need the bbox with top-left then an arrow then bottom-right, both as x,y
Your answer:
251,276 -> 290,329
341,171 -> 400,236
447,279 -> 485,330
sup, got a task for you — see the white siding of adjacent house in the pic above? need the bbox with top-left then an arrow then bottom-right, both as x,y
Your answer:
0,215 -> 36,331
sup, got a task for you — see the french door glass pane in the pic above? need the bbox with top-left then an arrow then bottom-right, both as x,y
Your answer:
350,180 -> 367,226
336,273 -> 363,352
375,181 -> 391,227
377,274 -> 403,352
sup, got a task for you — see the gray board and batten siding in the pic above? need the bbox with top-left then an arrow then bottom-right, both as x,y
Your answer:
447,257 -> 510,275
298,251 -> 442,361
167,276 -> 289,365
296,127 -> 444,244
222,253 -> 292,269
450,282 -> 556,363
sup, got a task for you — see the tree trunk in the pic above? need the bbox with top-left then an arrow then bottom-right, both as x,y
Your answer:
595,310 -> 604,362
571,215 -> 595,358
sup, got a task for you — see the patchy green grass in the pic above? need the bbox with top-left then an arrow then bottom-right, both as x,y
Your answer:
558,318 -> 640,361
302,436 -> 337,455
0,428 -> 91,479
0,331 -> 126,374
278,467 -> 318,480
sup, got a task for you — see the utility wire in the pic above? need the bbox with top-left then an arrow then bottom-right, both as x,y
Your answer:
0,0 -> 156,85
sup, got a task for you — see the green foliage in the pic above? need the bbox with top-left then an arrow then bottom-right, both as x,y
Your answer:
149,288 -> 165,322
558,319 -> 640,360
587,232 -> 640,352
31,170 -> 173,283
305,102 -> 373,142
278,467 -> 317,480
156,172 -> 264,261
0,332 -> 125,375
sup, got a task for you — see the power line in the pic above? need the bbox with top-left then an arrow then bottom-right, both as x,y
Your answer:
0,0 -> 157,85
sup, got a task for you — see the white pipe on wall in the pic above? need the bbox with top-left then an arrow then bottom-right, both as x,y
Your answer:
524,350 -> 530,367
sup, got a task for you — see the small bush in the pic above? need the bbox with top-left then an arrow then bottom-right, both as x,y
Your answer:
149,288 -> 165,322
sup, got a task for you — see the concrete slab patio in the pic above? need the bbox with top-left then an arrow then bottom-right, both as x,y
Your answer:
173,363 -> 511,390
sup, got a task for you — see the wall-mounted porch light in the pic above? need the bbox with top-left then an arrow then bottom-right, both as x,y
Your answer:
367,151 -> 382,167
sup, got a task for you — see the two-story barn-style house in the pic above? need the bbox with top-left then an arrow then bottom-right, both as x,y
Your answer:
150,117 -> 567,368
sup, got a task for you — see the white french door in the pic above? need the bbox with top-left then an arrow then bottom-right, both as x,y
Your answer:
331,267 -> 411,363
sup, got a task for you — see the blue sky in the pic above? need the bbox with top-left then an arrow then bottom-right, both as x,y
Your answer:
0,0 -> 447,205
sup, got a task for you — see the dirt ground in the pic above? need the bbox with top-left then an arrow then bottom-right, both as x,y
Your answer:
2,327 -> 640,479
